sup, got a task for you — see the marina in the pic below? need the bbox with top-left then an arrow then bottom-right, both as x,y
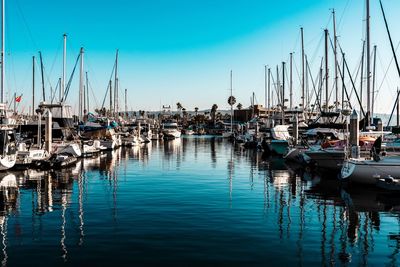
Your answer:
1,0 -> 400,265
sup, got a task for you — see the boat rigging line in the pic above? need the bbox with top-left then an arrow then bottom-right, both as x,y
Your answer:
101,60 -> 117,110
61,52 -> 81,103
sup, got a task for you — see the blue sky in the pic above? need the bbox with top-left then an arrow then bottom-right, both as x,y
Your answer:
5,0 -> 400,114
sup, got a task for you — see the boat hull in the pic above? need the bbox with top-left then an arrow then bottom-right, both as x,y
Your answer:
341,157 -> 400,185
162,130 -> 181,139
269,140 -> 289,155
304,149 -> 344,172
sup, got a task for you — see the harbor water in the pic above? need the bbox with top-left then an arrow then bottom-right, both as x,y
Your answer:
0,136 -> 399,266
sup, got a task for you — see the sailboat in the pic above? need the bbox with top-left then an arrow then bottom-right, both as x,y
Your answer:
341,136 -> 400,185
0,0 -> 17,170
340,0 -> 400,186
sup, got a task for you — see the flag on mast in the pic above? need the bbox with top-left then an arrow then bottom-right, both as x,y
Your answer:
15,95 -> 22,103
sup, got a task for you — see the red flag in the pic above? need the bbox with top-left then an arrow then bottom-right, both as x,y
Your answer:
15,95 -> 22,103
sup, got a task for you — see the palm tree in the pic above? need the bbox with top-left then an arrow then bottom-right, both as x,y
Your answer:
176,102 -> 183,113
210,104 -> 218,125
182,108 -> 188,125
236,103 -> 243,110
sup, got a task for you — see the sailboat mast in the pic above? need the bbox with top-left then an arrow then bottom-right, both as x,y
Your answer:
1,0 -> 4,103
78,47 -> 84,122
282,61 -> 285,111
397,87 -> 399,127
83,85 -> 86,114
276,65 -> 280,105
230,70 -> 233,133
360,41 -> 365,115
264,65 -> 267,109
125,88 -> 127,119
324,29 -> 329,113
61,34 -> 67,102
32,56 -> 35,116
252,92 -> 255,117
282,62 -> 285,124
109,80 -> 112,115
301,27 -> 305,111
305,55 -> 309,110
114,49 -> 119,117
289,53 -> 293,110
333,9 -> 338,110
267,67 -> 271,112
39,52 -> 46,102
319,67 -> 323,109
86,72 -> 89,113
341,52 -> 345,110
371,45 -> 377,120
366,0 -> 371,125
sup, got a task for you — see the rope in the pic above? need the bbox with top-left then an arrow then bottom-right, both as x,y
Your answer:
101,61 -> 116,109
61,52 -> 81,102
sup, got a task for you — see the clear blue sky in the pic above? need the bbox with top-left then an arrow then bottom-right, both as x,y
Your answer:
5,0 -> 400,114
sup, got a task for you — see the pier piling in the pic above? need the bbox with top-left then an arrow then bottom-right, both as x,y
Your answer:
350,110 -> 360,158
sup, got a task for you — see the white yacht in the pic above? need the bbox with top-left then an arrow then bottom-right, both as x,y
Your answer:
15,143 -> 49,169
161,122 -> 181,140
0,127 -> 17,170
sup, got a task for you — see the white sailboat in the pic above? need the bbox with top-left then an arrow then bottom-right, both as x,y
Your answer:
0,0 -> 17,171
341,155 -> 400,185
340,0 -> 400,186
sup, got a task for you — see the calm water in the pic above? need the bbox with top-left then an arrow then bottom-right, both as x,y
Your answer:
0,136 -> 399,266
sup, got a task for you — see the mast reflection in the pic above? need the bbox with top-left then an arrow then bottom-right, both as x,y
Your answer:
0,173 -> 18,267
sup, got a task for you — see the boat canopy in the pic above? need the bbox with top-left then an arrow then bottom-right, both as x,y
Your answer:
271,125 -> 290,140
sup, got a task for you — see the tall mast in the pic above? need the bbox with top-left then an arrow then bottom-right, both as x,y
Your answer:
276,65 -> 280,105
78,47 -> 84,122
360,41 -> 365,114
83,85 -> 86,115
61,34 -> 67,102
371,45 -> 377,120
366,0 -> 371,125
39,52 -> 45,102
230,70 -> 233,133
282,62 -> 285,124
109,80 -> 112,115
32,56 -> 35,116
324,29 -> 329,112
341,52 -> 345,110
282,61 -> 285,111
267,67 -> 271,112
301,27 -> 305,110
114,49 -> 119,117
398,87 -> 400,127
125,88 -> 127,119
289,53 -> 293,110
1,0 -> 5,103
319,67 -> 323,109
86,72 -> 89,113
333,9 -> 338,110
305,55 -> 308,110
264,65 -> 267,109
252,92 -> 255,117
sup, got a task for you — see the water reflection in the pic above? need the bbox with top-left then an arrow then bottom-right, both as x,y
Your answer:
0,138 -> 397,265
0,173 -> 18,267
